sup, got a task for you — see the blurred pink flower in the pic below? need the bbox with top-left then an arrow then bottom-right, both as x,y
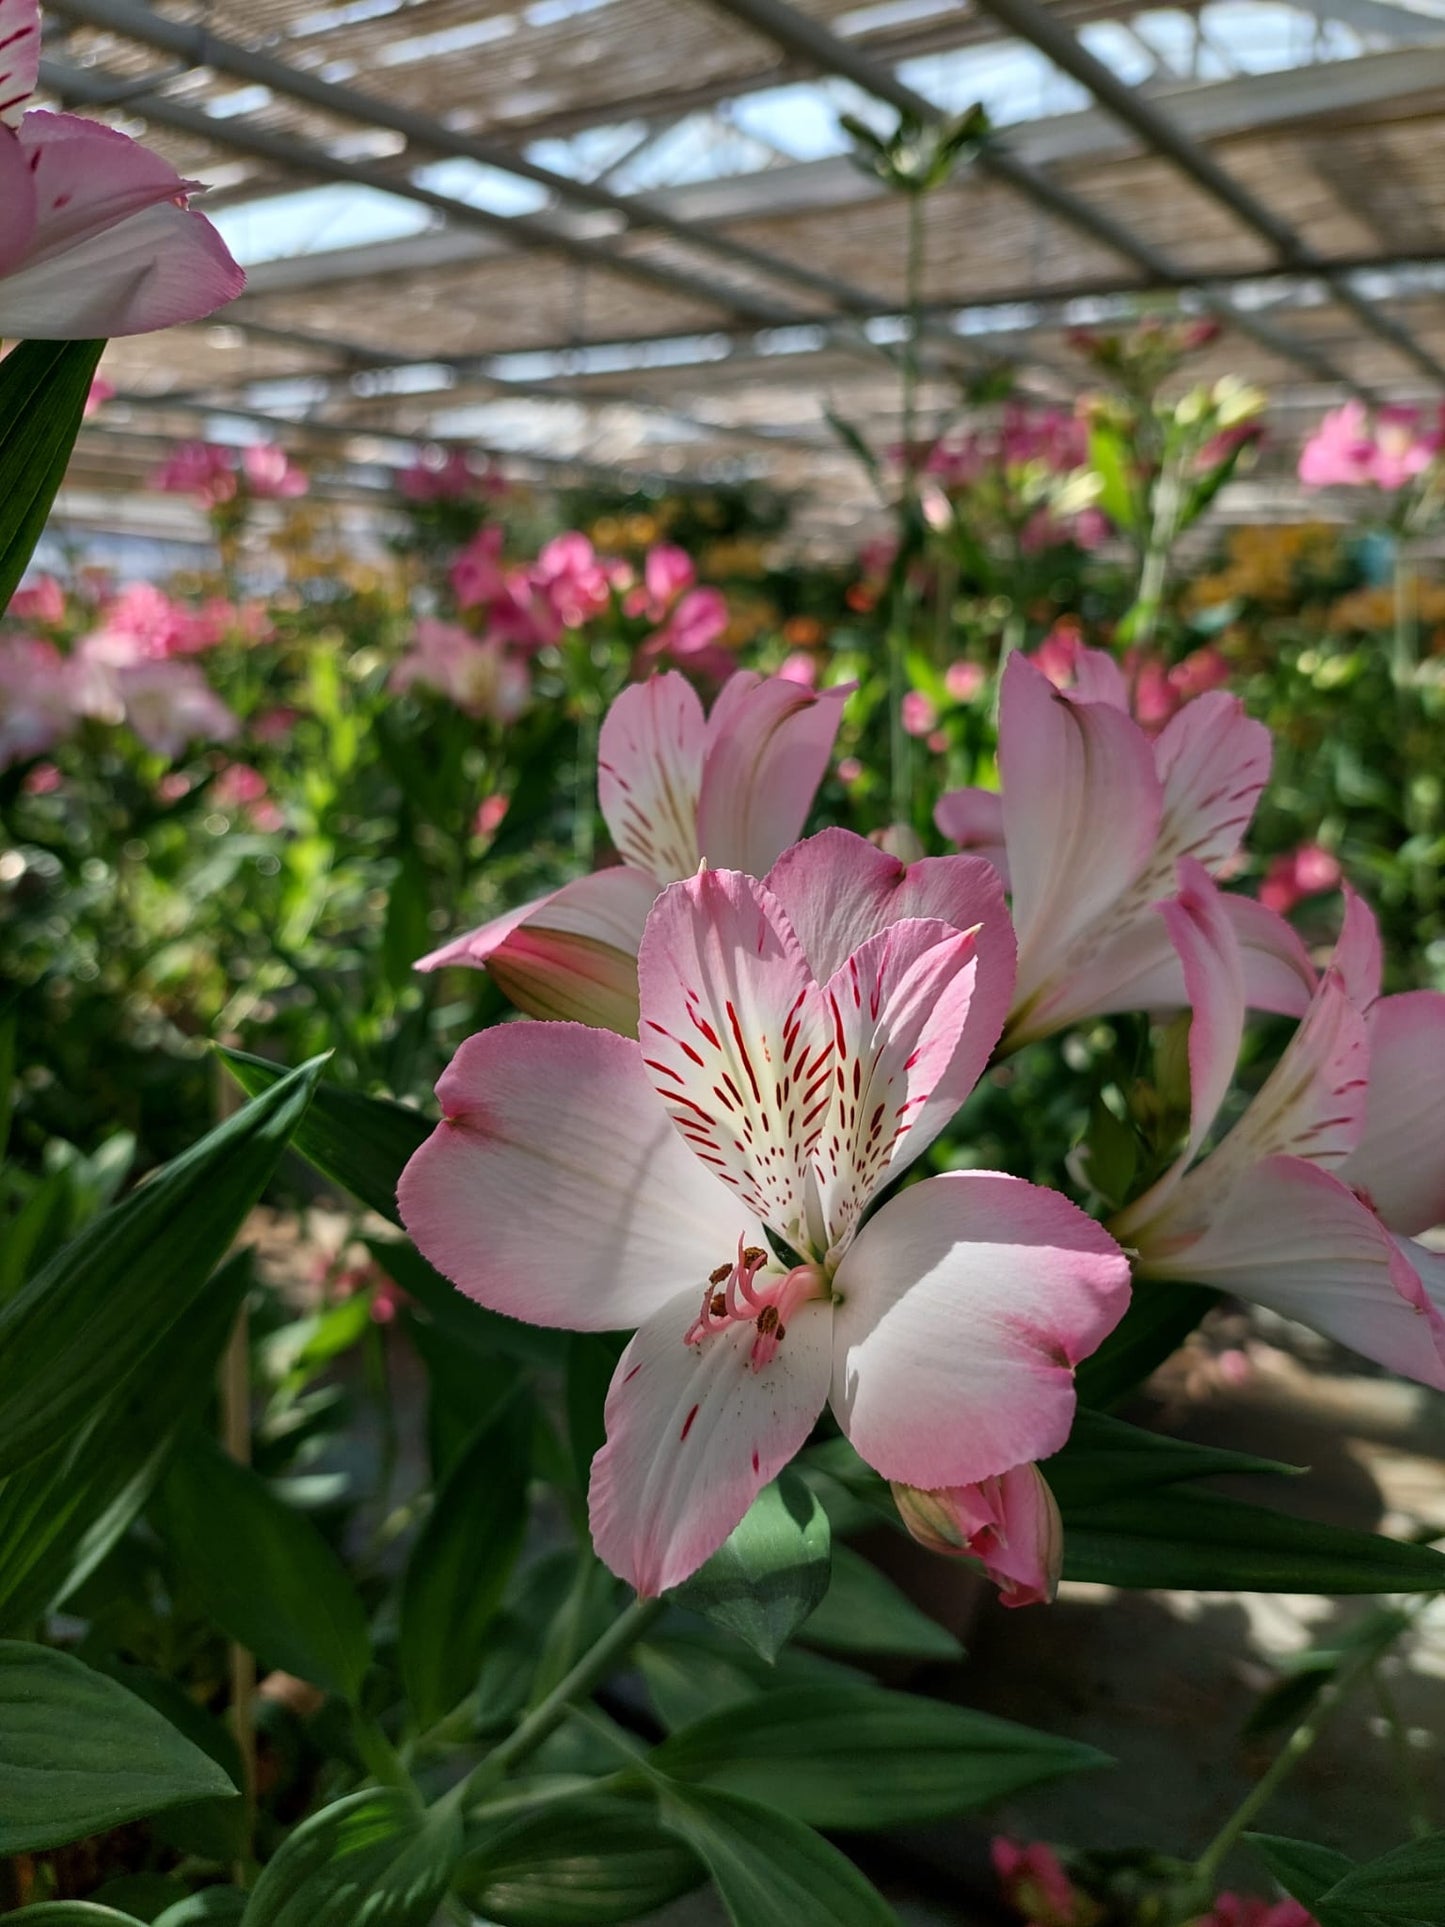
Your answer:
944,660 -> 985,704
83,375 -> 115,417
0,0 -> 243,338
150,441 -> 238,509
391,618 -> 529,722
1299,401 -> 1439,492
106,658 -> 240,759
8,574 -> 65,625
641,543 -> 696,613
836,755 -> 863,783
640,586 -> 731,679
0,636 -> 79,768
533,531 -> 613,629
778,651 -> 818,687
992,1838 -> 1095,1925
241,443 -> 308,499
1201,1897 -> 1316,1927
252,705 -> 299,744
451,525 -> 508,611
213,761 -> 285,831
1260,842 -> 1342,915
398,448 -> 482,501
86,582 -> 223,662
473,793 -> 509,839
901,689 -> 937,737
22,759 -> 61,793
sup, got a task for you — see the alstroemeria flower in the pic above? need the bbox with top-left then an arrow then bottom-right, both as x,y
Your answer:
0,0 -> 243,338
893,1461 -> 1063,1607
936,650 -> 1314,1049
1115,862 -> 1445,1387
401,831 -> 1129,1596
417,669 -> 849,1035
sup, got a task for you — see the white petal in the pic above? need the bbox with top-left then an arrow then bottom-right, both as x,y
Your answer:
597,672 -> 705,884
398,1022 -> 753,1332
589,1290 -> 833,1594
830,1173 -> 1131,1488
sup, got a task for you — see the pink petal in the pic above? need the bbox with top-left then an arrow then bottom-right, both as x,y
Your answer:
695,671 -> 849,876
0,0 -> 38,124
1151,692 -> 1271,878
637,869 -> 830,1245
933,787 -> 1009,888
1331,884 -> 1382,1013
1162,859 -> 1246,1170
1222,894 -> 1316,1018
0,130 -> 244,337
999,652 -> 1162,1021
893,1461 -> 1063,1607
397,1023 -> 751,1333
597,672 -> 705,884
1068,645 -> 1131,708
0,126 -> 34,273
1340,990 -> 1445,1235
813,918 -> 980,1254
763,828 -> 1016,1131
830,1172 -> 1131,1488
1138,1157 -> 1445,1390
416,867 -> 658,1035
589,1290 -> 833,1594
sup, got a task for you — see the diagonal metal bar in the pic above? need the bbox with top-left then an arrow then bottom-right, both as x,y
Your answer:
703,0 -> 1370,396
37,54 -> 801,328
39,0 -> 998,375
965,0 -> 1445,386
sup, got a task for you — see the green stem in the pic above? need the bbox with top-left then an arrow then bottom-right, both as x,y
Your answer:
354,1710 -> 413,1792
1392,535 -> 1418,694
1191,1643 -> 1376,1893
1130,453 -> 1181,653
442,1595 -> 665,1814
1372,1664 -> 1433,1840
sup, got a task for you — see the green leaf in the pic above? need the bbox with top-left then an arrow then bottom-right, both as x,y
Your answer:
240,1788 -> 462,1927
220,1049 -> 426,1227
824,408 -> 881,482
0,1057 -> 322,1479
399,1394 -> 531,1728
3,1909 -> 147,1926
456,1794 -> 705,1925
1061,1487 -> 1445,1593
0,1641 -> 237,1852
672,1473 -> 830,1664
1047,1408 -> 1294,1512
657,1783 -> 898,1927
801,1545 -> 961,1660
154,1897 -> 249,1927
638,1626 -> 862,1734
649,1684 -> 1108,1827
160,1432 -> 371,1700
0,1249 -> 254,1634
1086,419 -> 1138,533
1322,1833 -> 1445,1920
1074,1283 -> 1219,1410
1247,1833 -> 1362,1912
566,1331 -> 628,1491
0,339 -> 106,613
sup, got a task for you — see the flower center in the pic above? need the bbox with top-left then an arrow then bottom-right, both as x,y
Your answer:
683,1236 -> 829,1370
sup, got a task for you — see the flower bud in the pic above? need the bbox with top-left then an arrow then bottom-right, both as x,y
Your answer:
892,1462 -> 1063,1607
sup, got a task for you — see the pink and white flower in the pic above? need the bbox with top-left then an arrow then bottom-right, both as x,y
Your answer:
1116,863 -> 1445,1387
400,836 -> 1129,1595
417,670 -> 850,1034
0,634 -> 78,767
936,649 -> 1314,1048
0,0 -> 243,338
390,618 -> 530,723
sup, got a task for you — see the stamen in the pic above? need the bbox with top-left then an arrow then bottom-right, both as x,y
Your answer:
682,1239 -> 827,1365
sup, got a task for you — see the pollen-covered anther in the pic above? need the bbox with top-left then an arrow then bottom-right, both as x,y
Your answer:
682,1238 -> 827,1363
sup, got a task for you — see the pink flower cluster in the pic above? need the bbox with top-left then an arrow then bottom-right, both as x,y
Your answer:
0,632 -> 238,770
1298,402 -> 1442,492
991,1839 -> 1097,1926
86,582 -> 273,660
150,441 -> 309,508
1030,621 -> 1230,735
1202,1898 -> 1315,1927
397,449 -> 502,503
924,406 -> 1110,551
448,528 -> 730,675
1259,842 -> 1342,915
390,619 -> 531,724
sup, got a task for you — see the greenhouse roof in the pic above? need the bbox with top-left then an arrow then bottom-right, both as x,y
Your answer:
39,0 -> 1445,542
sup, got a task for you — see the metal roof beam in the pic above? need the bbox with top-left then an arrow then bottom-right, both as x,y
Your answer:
703,0 -> 1366,395
965,0 -> 1445,385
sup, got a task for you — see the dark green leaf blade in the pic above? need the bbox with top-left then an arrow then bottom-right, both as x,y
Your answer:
1074,1283 -> 1219,1410
801,1545 -> 961,1660
1046,1408 -> 1295,1512
672,1472 -> 831,1664
399,1395 -> 531,1728
1061,1487 -> 1445,1593
160,1433 -> 371,1700
220,1049 -> 426,1226
657,1783 -> 898,1927
240,1788 -> 462,1927
0,339 -> 106,613
0,1641 -> 237,1853
0,1057 -> 323,1478
455,1794 -> 706,1925
1322,1832 -> 1445,1920
649,1684 -> 1109,1828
